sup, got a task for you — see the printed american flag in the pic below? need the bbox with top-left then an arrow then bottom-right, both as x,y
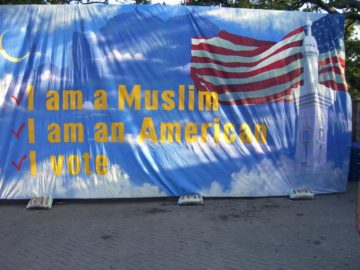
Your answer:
190,14 -> 347,105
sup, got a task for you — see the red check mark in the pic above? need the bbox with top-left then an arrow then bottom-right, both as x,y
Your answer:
12,122 -> 25,139
11,93 -> 24,106
12,154 -> 27,171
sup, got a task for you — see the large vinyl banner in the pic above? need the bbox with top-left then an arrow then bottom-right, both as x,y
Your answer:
0,5 -> 351,198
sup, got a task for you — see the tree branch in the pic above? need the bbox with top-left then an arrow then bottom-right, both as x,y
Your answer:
299,0 -> 360,22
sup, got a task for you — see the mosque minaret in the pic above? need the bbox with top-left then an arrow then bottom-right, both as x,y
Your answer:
295,17 -> 333,167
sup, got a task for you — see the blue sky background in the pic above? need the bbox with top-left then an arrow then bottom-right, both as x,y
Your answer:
0,5 -> 352,198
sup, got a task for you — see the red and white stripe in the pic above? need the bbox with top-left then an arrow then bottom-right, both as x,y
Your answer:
318,49 -> 347,91
190,28 -> 347,105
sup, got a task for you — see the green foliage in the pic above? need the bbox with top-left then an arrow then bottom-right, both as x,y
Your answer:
346,38 -> 360,100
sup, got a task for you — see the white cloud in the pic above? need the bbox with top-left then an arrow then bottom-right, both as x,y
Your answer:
134,53 -> 144,60
64,164 -> 166,198
113,51 -> 132,61
83,100 -> 95,110
171,63 -> 191,73
201,8 -> 324,36
201,156 -> 347,197
0,160 -> 58,199
88,31 -> 98,42
202,157 -> 290,197
41,69 -> 60,81
0,74 -> 13,107
124,134 -> 144,145
87,31 -> 105,43
0,74 -> 30,110
0,160 -> 166,199
0,74 -> 13,89
108,49 -> 145,62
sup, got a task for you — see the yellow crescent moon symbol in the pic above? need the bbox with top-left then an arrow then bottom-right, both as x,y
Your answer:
0,30 -> 29,62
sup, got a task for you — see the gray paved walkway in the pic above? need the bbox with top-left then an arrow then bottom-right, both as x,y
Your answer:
0,182 -> 359,270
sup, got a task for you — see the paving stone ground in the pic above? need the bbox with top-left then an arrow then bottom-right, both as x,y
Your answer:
0,182 -> 359,270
